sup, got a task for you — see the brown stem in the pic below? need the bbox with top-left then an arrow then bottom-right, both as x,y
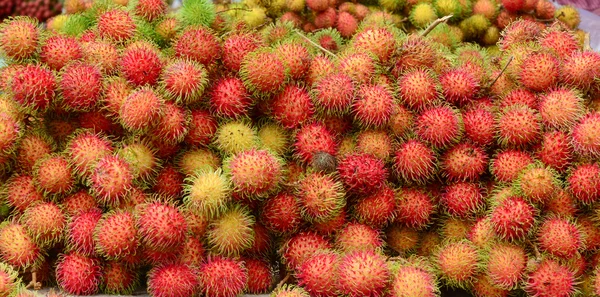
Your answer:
421,15 -> 453,37
294,29 -> 338,59
25,270 -> 42,290
488,56 -> 514,89
276,272 -> 291,289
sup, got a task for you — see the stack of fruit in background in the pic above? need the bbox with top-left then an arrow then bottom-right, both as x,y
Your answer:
0,0 -> 62,23
0,0 -> 600,296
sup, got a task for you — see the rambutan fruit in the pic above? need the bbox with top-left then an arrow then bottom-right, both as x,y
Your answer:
561,51 -> 600,90
94,210 -> 138,260
314,7 -> 337,29
21,201 -> 66,247
214,120 -> 259,156
120,41 -> 163,87
295,251 -> 339,297
471,274 -> 509,297
538,88 -> 584,130
274,42 -> 311,80
336,223 -> 383,252
353,184 -> 396,228
118,87 -> 163,133
32,154 -> 73,195
393,140 -> 437,185
498,19 -> 540,50
177,0 -> 216,27
538,29 -> 579,59
496,105 -> 541,147
395,187 -> 435,229
148,102 -> 189,144
388,104 -> 414,139
499,88 -> 537,109
56,253 -> 102,295
160,58 -> 208,105
66,209 -> 101,256
177,148 -> 220,176
441,143 -> 487,182
246,222 -> 272,256
116,140 -> 159,182
101,76 -> 131,118
147,263 -> 199,297
484,243 -> 527,289
417,231 -> 441,257
9,64 -> 56,111
97,9 -> 136,42
0,17 -> 39,61
0,113 -> 20,155
311,28 -> 343,52
567,163 -> 600,204
81,40 -> 119,75
184,109 -> 217,147
571,112 -> 600,157
206,203 -> 255,256
0,262 -> 21,297
152,165 -> 184,200
312,208 -> 347,236
386,224 -> 420,254
258,123 -> 289,156
40,34 -> 82,71
66,130 -> 113,178
272,284 -> 310,297
468,217 -> 495,248
435,240 -> 479,288
137,201 -> 187,252
0,221 -> 42,270
397,68 -> 440,111
260,192 -> 302,235
296,171 -> 345,223
352,84 -> 395,128
415,105 -> 463,149
306,55 -> 336,86
178,236 -> 205,267
222,32 -> 263,72
102,261 -> 138,295
209,76 -> 251,119
518,51 -> 560,92
184,169 -> 231,218
409,2 -> 437,29
130,0 -> 166,22
441,182 -> 484,218
389,258 -> 439,297
271,85 -> 314,129
513,163 -> 560,204
337,250 -> 389,297
240,48 -> 288,95
173,27 -> 221,67
544,189 -> 577,218
490,149 -> 533,183
293,123 -> 337,164
336,12 -> 358,38
490,195 -> 535,241
197,256 -> 247,297
339,52 -> 376,85
525,259 -> 576,297
536,216 -> 581,259
88,155 -> 133,207
280,231 -> 332,270
311,73 -> 354,115
440,217 -> 474,242
351,27 -> 397,63
439,69 -> 479,107
337,153 -> 388,194
244,257 -> 274,294
59,63 -> 102,112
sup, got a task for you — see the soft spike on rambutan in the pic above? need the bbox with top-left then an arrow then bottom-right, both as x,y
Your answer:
88,154 -> 134,207
280,231 -> 332,270
20,201 -> 66,247
337,250 -> 390,297
206,203 -> 255,257
183,168 -> 231,219
0,221 -> 43,269
393,139 -> 437,185
136,201 -> 187,252
56,253 -> 102,295
296,171 -> 345,223
147,263 -> 200,297
160,58 -> 208,105
94,210 -> 138,261
199,256 -> 248,297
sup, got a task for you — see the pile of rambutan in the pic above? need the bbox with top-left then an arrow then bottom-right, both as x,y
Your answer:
0,0 -> 599,296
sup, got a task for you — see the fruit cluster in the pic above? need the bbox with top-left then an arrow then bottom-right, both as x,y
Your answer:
0,0 -> 599,296
0,0 -> 62,23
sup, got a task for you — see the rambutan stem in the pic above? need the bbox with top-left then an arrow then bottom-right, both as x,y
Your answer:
488,56 -> 514,89
294,29 -> 338,59
420,15 -> 453,37
276,272 -> 291,289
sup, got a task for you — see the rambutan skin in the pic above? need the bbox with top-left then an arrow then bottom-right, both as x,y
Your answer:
55,253 -> 103,295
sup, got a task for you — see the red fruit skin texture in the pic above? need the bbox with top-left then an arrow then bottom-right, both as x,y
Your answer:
352,84 -> 395,128
415,106 -> 462,149
337,250 -> 390,297
244,257 -> 274,294
293,123 -> 337,164
441,182 -> 484,218
56,253 -> 103,295
281,232 -> 332,270
147,263 -> 200,297
502,0 -> 524,12
336,12 -> 358,38
97,9 -> 136,42
526,259 -> 576,297
67,209 -> 102,257
463,107 -> 495,146
441,143 -> 488,182
271,85 -> 314,129
137,202 -> 187,252
395,187 -> 435,229
393,140 -> 437,184
337,153 -> 388,194
222,33 -> 263,72
199,256 -> 248,297
175,28 -> 221,66
439,69 -> 479,106
60,63 -> 102,111
40,35 -> 82,71
537,217 -> 582,259
491,196 -> 535,241
120,42 -> 163,87
297,252 -> 340,297
210,77 -> 252,119
10,65 -> 56,110
185,109 -> 218,147
567,163 -> 600,204
353,184 -> 396,228
490,149 -> 534,183
260,192 -> 303,235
